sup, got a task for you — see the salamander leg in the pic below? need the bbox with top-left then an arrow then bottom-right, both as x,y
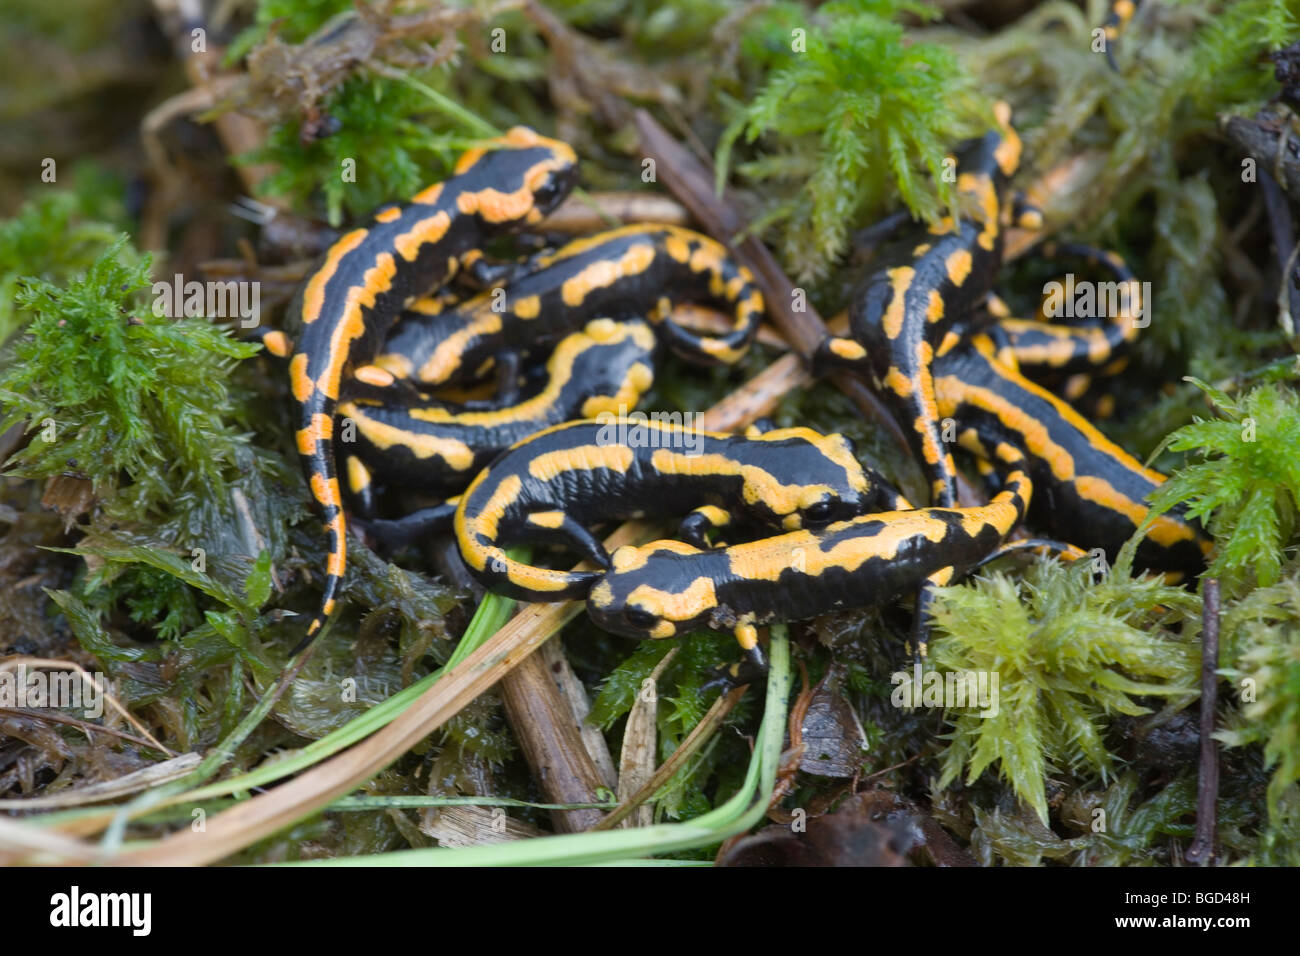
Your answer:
985,292 -> 1013,320
972,538 -> 1089,571
353,499 -> 459,552
458,249 -> 526,290
850,209 -> 916,259
1009,192 -> 1044,232
492,349 -> 524,404
909,583 -> 937,665
656,308 -> 758,368
341,368 -> 426,403
521,510 -> 612,569
703,624 -> 769,691
513,231 -> 562,253
677,505 -> 732,549
811,336 -> 872,377
343,455 -> 377,519
461,237 -> 559,289
245,327 -> 294,359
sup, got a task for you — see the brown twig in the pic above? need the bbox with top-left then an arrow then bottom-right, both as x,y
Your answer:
612,647 -> 678,829
146,0 -> 281,196
497,644 -> 610,833
1223,113 -> 1300,196
0,658 -> 172,755
0,752 -> 202,813
0,708 -> 167,753
1186,578 -> 1221,866
545,192 -> 690,233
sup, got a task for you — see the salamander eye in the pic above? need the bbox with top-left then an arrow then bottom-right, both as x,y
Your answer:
532,177 -> 567,212
802,500 -> 837,523
624,607 -> 659,630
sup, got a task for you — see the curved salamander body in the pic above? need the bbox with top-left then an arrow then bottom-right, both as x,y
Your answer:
374,224 -> 765,388
933,332 -> 1210,576
993,242 -> 1144,381
338,318 -> 657,503
454,419 -> 907,602
289,127 -> 579,648
586,454 -> 1033,668
818,103 -> 1023,508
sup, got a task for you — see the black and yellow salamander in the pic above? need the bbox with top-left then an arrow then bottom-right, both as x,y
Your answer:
1102,0 -> 1137,71
337,318 -> 657,516
989,242 -> 1144,381
370,224 -> 765,391
586,449 -> 1033,679
932,330 -> 1210,576
452,418 -> 909,602
816,102 -> 1030,509
287,127 -> 579,649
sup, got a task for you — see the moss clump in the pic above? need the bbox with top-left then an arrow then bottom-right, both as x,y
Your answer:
0,238 -> 259,517
717,0 -> 979,281
928,560 -> 1200,822
1148,380 -> 1300,591
0,186 -> 127,343
238,73 -> 473,227
226,0 -> 356,60
1218,573 -> 1300,817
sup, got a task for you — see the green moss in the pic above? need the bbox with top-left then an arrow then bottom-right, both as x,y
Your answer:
717,0 -> 979,281
1218,574 -> 1300,817
1148,380 -> 1300,591
1247,786 -> 1300,863
1074,772 -> 1197,866
0,239 -> 259,517
238,73 -> 474,227
226,0 -> 356,62
928,560 -> 1200,822
0,186 -> 126,343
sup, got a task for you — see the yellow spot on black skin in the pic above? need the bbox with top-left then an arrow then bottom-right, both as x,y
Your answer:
354,365 -> 395,387
262,331 -> 292,358
347,456 -> 372,494
527,510 -> 567,530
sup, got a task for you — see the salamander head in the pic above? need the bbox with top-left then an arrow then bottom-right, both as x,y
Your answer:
456,127 -> 579,225
744,428 -> 875,528
587,540 -> 718,640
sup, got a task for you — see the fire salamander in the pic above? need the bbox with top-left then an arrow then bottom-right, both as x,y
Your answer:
990,242 -> 1144,381
1102,1 -> 1137,71
816,102 -> 1033,509
452,419 -> 909,602
288,127 -> 579,650
370,225 -> 765,391
932,331 -> 1211,576
337,318 -> 657,516
586,449 -> 1033,681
